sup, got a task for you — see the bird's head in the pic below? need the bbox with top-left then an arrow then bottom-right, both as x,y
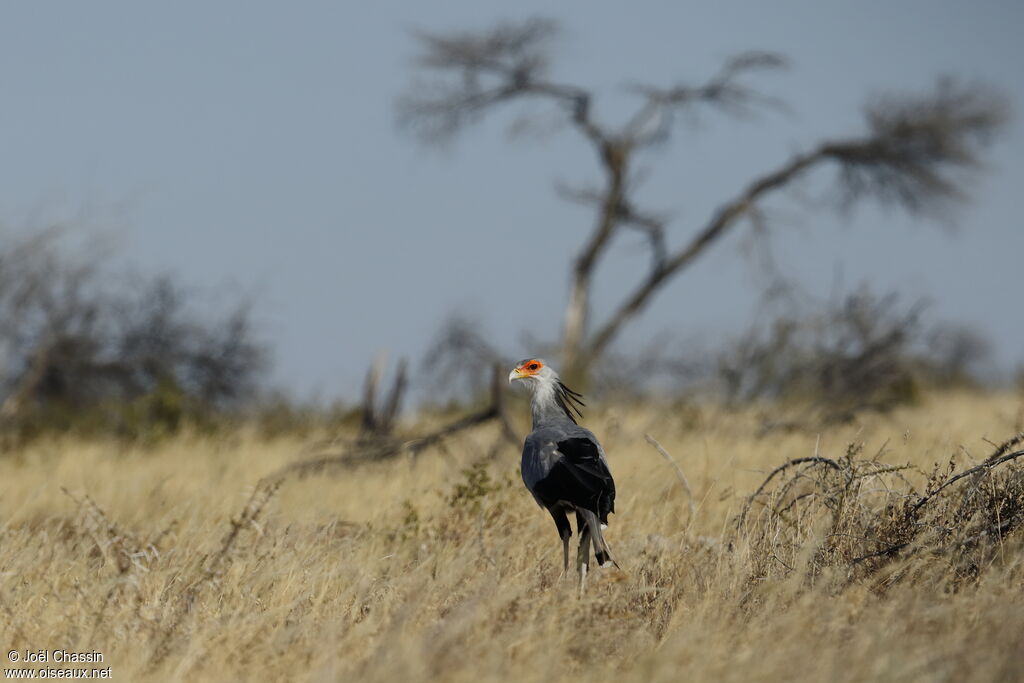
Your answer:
509,358 -> 585,422
508,358 -> 555,387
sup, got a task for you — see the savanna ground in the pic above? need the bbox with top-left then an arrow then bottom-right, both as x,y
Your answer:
1,391 -> 1023,682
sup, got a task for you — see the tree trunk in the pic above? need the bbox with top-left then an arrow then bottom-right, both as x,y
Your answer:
560,146 -> 627,384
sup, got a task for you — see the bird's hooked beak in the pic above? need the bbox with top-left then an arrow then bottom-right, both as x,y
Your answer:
510,359 -> 544,384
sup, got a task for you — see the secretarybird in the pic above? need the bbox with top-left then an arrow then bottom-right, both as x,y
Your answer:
509,358 -> 618,588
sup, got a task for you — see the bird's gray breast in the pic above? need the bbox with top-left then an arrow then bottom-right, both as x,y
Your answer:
521,434 -> 562,491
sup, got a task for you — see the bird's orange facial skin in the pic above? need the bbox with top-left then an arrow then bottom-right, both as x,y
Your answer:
518,360 -> 544,376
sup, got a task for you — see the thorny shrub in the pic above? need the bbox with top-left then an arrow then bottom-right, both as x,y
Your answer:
737,433 -> 1024,591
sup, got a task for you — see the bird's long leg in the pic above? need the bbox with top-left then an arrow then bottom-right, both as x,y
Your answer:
575,511 -> 592,594
578,509 -> 617,569
549,508 -> 573,578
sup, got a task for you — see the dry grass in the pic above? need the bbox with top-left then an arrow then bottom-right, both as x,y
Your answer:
2,391 -> 1023,682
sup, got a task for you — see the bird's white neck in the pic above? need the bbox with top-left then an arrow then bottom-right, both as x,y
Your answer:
529,376 -> 574,428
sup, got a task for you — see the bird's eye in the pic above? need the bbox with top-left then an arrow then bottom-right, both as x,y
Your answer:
528,363 -> 539,371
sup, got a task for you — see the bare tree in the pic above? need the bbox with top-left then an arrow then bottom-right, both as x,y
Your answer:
0,227 -> 266,436
398,17 -> 1008,382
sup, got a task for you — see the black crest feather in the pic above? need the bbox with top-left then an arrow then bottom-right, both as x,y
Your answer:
555,381 -> 586,423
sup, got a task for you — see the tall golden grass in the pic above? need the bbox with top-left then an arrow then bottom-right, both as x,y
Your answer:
1,391 -> 1022,682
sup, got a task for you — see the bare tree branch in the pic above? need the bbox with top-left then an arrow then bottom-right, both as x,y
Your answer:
399,18 -> 1007,383
397,18 -> 607,146
270,363 -> 518,477
585,80 -> 1007,362
623,51 -> 788,147
832,78 -> 1009,214
557,182 -> 670,271
644,434 -> 696,520
586,146 -> 825,361
910,435 -> 1024,513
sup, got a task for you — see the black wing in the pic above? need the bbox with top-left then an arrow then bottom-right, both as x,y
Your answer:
530,437 -> 615,524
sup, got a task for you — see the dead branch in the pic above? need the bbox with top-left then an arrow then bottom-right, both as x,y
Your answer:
644,434 -> 696,520
360,352 -> 386,434
149,477 -> 283,668
360,354 -> 408,439
738,456 -> 841,528
911,446 -> 1024,514
742,434 -> 1024,576
985,431 -> 1024,461
381,359 -> 408,432
850,449 -> 1024,564
60,487 -> 143,575
849,541 -> 913,564
263,363 -> 518,484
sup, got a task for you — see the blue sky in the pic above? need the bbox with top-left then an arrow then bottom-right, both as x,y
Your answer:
2,1 -> 1021,398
